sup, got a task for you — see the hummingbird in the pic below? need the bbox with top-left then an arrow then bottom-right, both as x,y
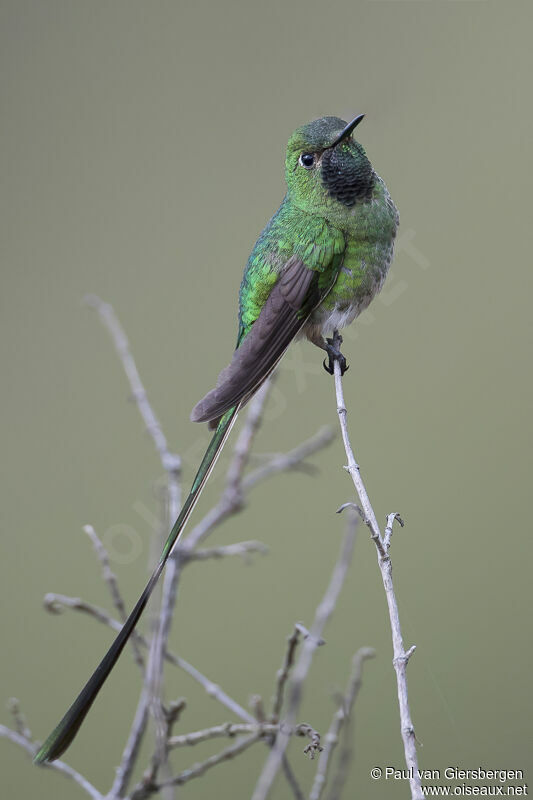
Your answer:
35,113 -> 398,764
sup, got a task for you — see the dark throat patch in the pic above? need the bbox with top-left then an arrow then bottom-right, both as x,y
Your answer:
321,145 -> 375,207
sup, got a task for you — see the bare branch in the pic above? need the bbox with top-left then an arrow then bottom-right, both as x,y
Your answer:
131,734 -> 262,799
14,301 -> 334,800
281,756 -> 306,800
132,382 -> 279,793
127,380 -> 275,795
251,679 -> 306,800
43,592 -> 254,723
180,380 -> 273,554
269,627 -> 301,724
250,694 -> 267,723
384,511 -> 404,551
0,724 -> 103,800
176,391 -> 333,558
167,721 -> 320,751
172,657 -> 254,724
82,297 -> 184,795
251,514 -> 358,800
164,699 -> 187,735
83,524 -> 144,669
120,698 -> 187,800
166,733 -> 261,787
243,426 -> 334,490
225,380 -> 272,494
44,592 -> 118,625
184,540 -> 268,564
310,647 -> 375,800
145,724 -> 320,798
294,623 -> 325,647
332,360 -> 424,800
7,698 -> 32,740
110,689 -> 151,799
84,294 -> 181,476
142,477 -> 182,792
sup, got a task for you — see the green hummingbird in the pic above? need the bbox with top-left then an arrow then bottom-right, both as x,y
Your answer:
35,113 -> 398,764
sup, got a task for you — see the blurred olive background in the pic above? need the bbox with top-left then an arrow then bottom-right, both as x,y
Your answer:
2,1 -> 532,798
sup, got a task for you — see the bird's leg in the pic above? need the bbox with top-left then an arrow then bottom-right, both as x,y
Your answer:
323,329 -> 349,375
306,328 -> 349,376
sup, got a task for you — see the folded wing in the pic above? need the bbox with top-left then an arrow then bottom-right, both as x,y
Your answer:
191,256 -> 324,424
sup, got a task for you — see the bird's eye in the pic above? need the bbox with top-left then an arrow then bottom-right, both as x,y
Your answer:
299,153 -> 315,169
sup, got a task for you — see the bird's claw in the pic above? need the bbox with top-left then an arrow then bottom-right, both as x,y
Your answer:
323,331 -> 349,376
323,356 -> 349,376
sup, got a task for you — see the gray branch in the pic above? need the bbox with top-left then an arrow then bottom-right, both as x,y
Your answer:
110,690 -> 151,799
83,524 -> 145,670
129,735 -> 262,799
167,721 -> 320,750
84,294 -> 181,476
251,514 -> 358,800
183,540 -> 268,564
43,592 -> 254,724
3,299 -> 334,800
332,362 -> 424,800
0,723 -> 103,800
141,476 -> 182,796
177,379 -> 274,554
310,647 -> 375,800
269,626 -> 301,724
243,426 -> 334,491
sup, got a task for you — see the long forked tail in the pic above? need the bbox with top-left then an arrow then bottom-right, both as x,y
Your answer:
34,406 -> 240,765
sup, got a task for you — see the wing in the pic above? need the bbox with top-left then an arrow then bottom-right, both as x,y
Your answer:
191,253 -> 341,424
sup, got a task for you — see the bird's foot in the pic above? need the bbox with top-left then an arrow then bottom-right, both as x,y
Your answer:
323,330 -> 349,376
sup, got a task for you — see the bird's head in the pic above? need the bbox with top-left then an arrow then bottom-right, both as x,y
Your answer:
285,115 -> 375,212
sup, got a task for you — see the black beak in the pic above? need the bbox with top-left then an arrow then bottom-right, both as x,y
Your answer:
328,114 -> 365,148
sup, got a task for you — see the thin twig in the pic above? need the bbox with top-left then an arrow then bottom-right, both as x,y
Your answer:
310,647 -> 375,800
110,689 -> 151,799
127,698 -> 186,800
85,297 -> 183,795
281,756 -> 306,800
43,593 -> 254,723
332,359 -> 424,800
225,381 -> 272,495
143,476 -> 182,793
179,380 -> 274,554
0,725 -> 103,800
294,622 -> 325,645
243,427 -> 334,491
269,626 -> 301,724
7,698 -> 32,740
250,691 -> 306,800
251,513 -> 358,800
251,660 -> 306,800
83,524 -> 145,669
183,540 -> 268,564
176,397 -> 333,557
130,734 -> 262,799
84,295 -> 181,476
20,300 -> 334,800
132,381 -> 275,793
167,721 -> 320,750
163,733 -> 261,788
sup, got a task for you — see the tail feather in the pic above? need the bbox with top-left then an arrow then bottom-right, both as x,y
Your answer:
34,406 -> 240,765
